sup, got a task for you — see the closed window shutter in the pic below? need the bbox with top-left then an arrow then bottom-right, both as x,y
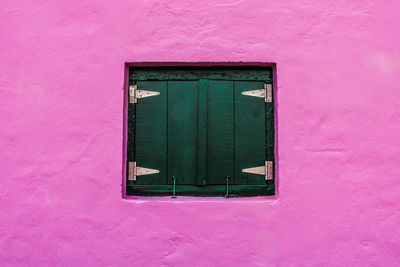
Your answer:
167,81 -> 199,185
134,81 -> 167,185
234,81 -> 267,185
206,80 -> 234,184
127,67 -> 274,197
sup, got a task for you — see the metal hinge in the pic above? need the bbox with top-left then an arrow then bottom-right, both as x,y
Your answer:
128,162 -> 160,181
242,161 -> 273,180
241,83 -> 272,103
129,85 -> 160,104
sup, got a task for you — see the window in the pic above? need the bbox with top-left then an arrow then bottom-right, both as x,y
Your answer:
125,66 -> 275,197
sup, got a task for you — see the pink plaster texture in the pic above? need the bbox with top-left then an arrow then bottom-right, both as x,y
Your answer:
1,0 -> 400,266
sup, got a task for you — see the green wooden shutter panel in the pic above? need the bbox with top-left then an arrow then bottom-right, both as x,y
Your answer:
127,67 -> 274,197
206,80 -> 234,185
235,81 -> 266,185
135,81 -> 167,185
167,81 -> 199,185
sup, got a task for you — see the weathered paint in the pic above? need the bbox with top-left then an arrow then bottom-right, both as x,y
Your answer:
1,0 -> 400,266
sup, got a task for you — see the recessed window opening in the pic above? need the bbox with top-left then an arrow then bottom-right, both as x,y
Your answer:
125,65 -> 275,197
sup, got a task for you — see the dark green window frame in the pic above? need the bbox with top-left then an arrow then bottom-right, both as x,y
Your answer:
125,66 -> 275,197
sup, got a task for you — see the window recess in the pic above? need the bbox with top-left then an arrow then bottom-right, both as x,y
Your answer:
126,66 -> 275,197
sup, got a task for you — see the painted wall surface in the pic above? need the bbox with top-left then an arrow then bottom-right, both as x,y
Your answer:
1,0 -> 400,266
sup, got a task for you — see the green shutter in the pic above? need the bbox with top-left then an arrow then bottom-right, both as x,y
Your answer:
135,81 -> 167,185
127,67 -> 274,197
234,81 -> 266,185
167,81 -> 199,185
197,80 -> 207,185
206,80 -> 235,184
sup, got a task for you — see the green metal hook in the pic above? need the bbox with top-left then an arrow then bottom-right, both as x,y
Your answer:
171,176 -> 177,198
224,176 -> 230,198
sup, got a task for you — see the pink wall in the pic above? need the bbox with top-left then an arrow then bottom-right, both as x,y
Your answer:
1,0 -> 400,265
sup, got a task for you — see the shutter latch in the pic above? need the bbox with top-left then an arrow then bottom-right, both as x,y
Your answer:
129,85 -> 160,103
241,83 -> 272,103
128,161 -> 160,181
242,161 -> 274,180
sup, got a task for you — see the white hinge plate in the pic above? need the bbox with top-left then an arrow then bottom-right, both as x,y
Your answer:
241,84 -> 272,103
266,161 -> 273,180
128,162 -> 135,181
266,84 -> 273,103
128,161 -> 160,181
129,85 -> 160,103
129,85 -> 136,104
242,89 -> 265,99
242,161 -> 273,180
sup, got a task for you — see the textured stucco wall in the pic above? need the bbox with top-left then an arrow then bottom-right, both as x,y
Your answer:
1,0 -> 400,266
